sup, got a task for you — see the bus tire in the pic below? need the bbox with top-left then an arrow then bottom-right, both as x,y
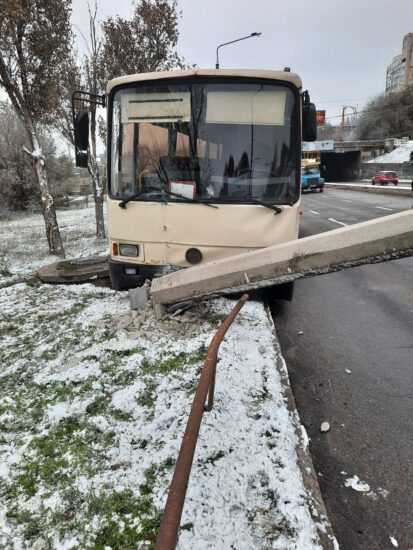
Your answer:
109,274 -> 124,291
319,187 -> 324,192
265,281 -> 295,303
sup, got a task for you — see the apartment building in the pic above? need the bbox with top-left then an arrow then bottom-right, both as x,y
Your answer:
385,33 -> 413,94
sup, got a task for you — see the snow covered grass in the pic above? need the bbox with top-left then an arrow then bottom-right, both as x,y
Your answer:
0,206 -> 327,549
0,204 -> 107,286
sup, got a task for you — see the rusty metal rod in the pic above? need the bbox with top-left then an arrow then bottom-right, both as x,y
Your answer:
155,294 -> 249,550
206,362 -> 216,412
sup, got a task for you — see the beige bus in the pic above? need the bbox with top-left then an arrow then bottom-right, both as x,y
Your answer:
74,69 -> 317,298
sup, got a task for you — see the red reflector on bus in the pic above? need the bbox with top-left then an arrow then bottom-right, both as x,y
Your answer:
112,243 -> 119,256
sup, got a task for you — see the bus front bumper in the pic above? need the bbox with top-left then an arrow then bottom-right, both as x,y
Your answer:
109,259 -> 166,290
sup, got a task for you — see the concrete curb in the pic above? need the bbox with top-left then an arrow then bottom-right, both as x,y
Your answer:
325,182 -> 412,197
265,303 -> 338,549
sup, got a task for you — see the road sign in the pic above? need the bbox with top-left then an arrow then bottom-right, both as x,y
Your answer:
316,110 -> 326,126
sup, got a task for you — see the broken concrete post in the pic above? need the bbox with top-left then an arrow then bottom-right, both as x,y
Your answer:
129,286 -> 149,310
153,302 -> 166,320
150,210 -> 413,306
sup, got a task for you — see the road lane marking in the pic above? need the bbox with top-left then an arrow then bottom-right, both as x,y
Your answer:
309,210 -> 320,215
376,206 -> 393,211
343,199 -> 353,202
328,218 -> 348,227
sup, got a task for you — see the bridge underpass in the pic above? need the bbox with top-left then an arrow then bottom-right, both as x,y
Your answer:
321,150 -> 361,181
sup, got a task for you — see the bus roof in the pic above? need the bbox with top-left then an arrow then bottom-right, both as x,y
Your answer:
106,69 -> 302,94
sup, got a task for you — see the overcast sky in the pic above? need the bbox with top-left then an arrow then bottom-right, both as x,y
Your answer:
72,0 -> 413,123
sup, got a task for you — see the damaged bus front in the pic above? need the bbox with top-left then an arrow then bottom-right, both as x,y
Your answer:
73,69 -> 317,295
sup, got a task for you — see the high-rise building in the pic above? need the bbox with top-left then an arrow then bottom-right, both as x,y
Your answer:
385,33 -> 413,94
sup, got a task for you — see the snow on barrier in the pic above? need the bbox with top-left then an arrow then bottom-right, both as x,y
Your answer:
151,210 -> 413,307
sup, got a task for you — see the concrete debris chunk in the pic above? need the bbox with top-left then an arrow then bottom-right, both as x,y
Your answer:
320,422 -> 330,433
128,286 -> 149,310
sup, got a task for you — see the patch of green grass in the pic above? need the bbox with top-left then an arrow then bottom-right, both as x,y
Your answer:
5,510 -> 41,540
136,348 -> 206,418
89,488 -> 162,549
141,348 -> 206,378
0,265 -> 12,277
203,450 -> 226,465
136,376 -> 157,412
110,408 -> 134,422
0,323 -> 21,337
11,416 -> 116,499
85,396 -> 110,416
112,346 -> 144,358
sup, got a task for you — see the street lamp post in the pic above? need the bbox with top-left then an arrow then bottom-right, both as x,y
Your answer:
215,32 -> 262,69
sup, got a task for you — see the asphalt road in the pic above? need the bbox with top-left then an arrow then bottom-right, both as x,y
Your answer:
271,188 -> 413,550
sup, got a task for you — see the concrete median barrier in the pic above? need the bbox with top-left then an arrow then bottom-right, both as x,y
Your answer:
151,210 -> 413,306
325,182 -> 412,197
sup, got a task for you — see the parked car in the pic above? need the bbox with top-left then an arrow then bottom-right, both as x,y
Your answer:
371,171 -> 398,185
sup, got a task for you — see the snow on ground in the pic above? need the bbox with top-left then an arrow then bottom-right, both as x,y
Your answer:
0,204 -> 107,286
367,140 -> 413,163
0,207 -> 326,549
344,476 -> 370,493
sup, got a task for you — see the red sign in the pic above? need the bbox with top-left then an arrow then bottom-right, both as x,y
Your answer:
316,110 -> 326,126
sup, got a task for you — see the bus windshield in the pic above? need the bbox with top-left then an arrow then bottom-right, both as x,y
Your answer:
110,81 -> 299,205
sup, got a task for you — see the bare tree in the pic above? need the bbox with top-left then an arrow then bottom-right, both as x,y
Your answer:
356,89 -> 413,140
58,4 -> 106,239
0,0 -> 73,256
100,0 -> 186,82
0,102 -> 37,211
83,2 -> 106,239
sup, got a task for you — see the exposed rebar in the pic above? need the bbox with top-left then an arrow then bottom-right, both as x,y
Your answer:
155,294 -> 249,550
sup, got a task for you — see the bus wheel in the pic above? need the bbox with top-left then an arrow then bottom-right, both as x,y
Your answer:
264,282 -> 295,303
319,187 -> 324,192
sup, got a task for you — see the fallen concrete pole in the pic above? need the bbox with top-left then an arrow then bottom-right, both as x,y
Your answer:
151,210 -> 413,306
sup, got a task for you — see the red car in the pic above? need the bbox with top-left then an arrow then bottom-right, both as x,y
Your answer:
371,171 -> 398,185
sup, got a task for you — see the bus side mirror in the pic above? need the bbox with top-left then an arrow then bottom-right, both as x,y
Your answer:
303,102 -> 317,142
74,111 -> 89,168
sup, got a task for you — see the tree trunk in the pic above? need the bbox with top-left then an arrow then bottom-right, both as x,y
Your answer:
88,151 -> 106,239
89,105 -> 106,239
27,126 -> 65,257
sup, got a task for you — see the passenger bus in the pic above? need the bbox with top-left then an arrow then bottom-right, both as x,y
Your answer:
73,69 -> 317,298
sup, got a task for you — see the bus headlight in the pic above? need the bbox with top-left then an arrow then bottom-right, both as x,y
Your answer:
119,244 -> 139,257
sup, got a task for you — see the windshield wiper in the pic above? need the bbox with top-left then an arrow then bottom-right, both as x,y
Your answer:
207,196 -> 283,214
249,198 -> 283,214
119,188 -> 160,209
119,187 -> 218,209
160,189 -> 218,209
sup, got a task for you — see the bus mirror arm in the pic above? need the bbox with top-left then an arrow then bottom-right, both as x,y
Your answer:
71,90 -> 106,168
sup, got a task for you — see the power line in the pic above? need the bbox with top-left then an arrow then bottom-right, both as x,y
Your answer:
325,101 -> 413,121
314,96 -> 369,104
